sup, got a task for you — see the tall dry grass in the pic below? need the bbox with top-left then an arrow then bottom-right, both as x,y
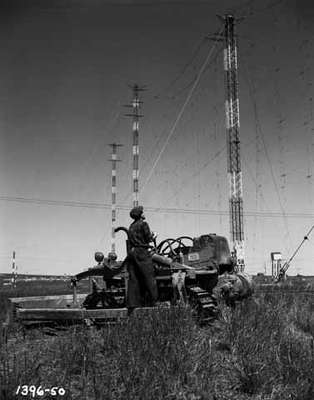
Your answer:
219,292 -> 314,399
0,291 -> 313,400
1,307 -> 216,400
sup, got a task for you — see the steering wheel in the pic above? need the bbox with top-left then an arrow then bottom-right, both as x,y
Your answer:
156,236 -> 194,259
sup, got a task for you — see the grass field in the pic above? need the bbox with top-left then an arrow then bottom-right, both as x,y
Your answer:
1,287 -> 314,400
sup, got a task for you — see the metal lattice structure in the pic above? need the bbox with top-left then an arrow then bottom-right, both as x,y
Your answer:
223,14 -> 245,271
109,143 -> 122,254
124,85 -> 145,207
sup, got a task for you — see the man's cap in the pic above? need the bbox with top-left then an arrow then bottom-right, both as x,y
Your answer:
130,205 -> 144,220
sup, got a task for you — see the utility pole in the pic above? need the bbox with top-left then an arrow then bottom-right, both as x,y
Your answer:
124,84 -> 145,207
11,250 -> 17,288
109,143 -> 122,254
223,14 -> 245,272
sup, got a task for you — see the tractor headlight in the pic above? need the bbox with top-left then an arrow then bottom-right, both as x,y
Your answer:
94,251 -> 104,263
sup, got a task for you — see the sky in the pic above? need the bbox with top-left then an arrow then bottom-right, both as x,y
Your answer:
0,0 -> 314,276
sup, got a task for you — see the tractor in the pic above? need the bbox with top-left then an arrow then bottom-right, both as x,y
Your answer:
11,229 -> 253,328
72,228 -> 253,324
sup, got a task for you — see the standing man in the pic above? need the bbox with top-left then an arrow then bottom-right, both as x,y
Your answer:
127,205 -> 158,312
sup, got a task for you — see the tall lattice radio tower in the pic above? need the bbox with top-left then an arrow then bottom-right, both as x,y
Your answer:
223,14 -> 245,272
124,84 -> 145,207
109,143 -> 122,254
